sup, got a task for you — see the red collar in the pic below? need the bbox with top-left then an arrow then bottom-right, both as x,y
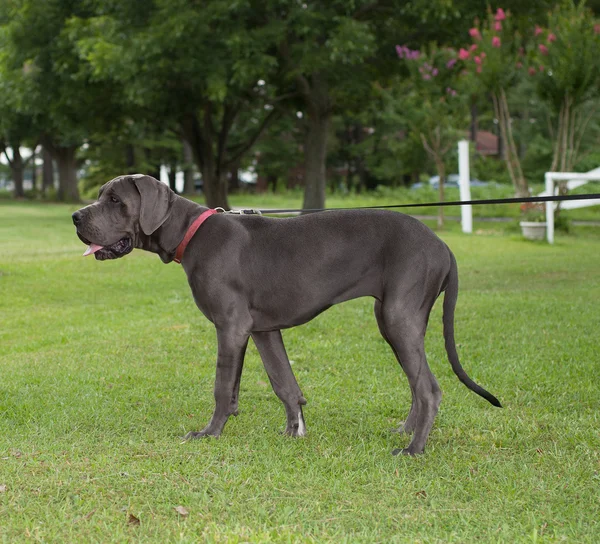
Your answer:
174,209 -> 218,264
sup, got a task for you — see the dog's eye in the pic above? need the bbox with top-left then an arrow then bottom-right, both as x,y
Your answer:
110,196 -> 119,204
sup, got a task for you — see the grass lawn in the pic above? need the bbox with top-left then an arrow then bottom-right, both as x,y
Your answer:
1,201 -> 599,542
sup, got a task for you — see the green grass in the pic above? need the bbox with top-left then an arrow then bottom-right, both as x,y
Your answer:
1,201 -> 599,542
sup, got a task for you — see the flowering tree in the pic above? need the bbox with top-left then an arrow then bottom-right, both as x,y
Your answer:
459,8 -> 529,197
396,44 -> 467,227
529,1 -> 600,174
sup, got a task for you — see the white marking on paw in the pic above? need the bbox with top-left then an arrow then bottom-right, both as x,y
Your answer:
297,411 -> 306,436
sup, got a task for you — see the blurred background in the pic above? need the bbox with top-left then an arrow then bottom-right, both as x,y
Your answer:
1,0 -> 599,212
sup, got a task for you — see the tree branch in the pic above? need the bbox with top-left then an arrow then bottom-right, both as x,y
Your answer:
180,113 -> 205,171
226,107 -> 282,168
295,73 -> 312,100
217,101 -> 241,167
0,140 -> 10,167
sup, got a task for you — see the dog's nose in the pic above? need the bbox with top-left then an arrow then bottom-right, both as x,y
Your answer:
72,211 -> 82,225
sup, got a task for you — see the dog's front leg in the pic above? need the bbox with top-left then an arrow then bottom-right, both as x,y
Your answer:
252,330 -> 307,436
185,328 -> 249,440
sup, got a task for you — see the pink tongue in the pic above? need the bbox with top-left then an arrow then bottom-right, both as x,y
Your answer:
83,243 -> 104,256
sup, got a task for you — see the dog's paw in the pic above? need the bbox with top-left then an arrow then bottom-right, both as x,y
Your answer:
181,430 -> 219,442
391,446 -> 422,456
283,426 -> 306,438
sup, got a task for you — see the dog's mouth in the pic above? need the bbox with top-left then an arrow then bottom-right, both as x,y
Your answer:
77,233 -> 133,260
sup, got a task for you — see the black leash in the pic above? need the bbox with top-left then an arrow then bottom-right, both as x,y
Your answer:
235,192 -> 600,215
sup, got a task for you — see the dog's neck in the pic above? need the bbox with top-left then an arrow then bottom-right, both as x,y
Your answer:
138,193 -> 208,263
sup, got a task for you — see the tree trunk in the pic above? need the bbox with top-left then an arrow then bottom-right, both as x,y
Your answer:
301,74 -> 330,212
42,145 -> 54,193
143,148 -> 161,180
167,165 -> 177,193
182,139 -> 195,194
201,169 -> 228,208
492,90 -> 529,197
125,144 -> 136,174
302,111 -> 329,211
354,123 -> 367,193
30,146 -> 38,192
55,145 -> 80,202
436,158 -> 445,229
181,111 -> 230,209
420,128 -> 449,229
10,146 -> 25,198
469,103 -> 478,143
228,158 -> 241,193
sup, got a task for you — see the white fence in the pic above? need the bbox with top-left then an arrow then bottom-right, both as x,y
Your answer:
543,168 -> 600,243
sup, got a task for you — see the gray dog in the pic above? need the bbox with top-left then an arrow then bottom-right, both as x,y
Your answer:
72,174 -> 500,455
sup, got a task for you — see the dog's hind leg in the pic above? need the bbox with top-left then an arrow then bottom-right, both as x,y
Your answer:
375,297 -> 442,455
252,330 -> 307,437
375,300 -> 418,435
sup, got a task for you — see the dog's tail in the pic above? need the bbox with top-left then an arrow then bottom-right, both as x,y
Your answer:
442,251 -> 502,408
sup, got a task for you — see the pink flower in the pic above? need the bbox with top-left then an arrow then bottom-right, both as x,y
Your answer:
469,28 -> 481,40
539,65 -> 545,72
474,55 -> 482,65
548,33 -> 556,43
534,25 -> 544,36
494,21 -> 502,32
594,24 -> 600,34
396,45 -> 420,60
492,36 -> 501,48
469,43 -> 478,52
446,58 -> 457,69
481,52 -> 487,59
458,48 -> 470,60
422,74 -> 431,80
495,8 -> 506,21
539,44 -> 548,55
528,67 -> 536,76
476,65 -> 482,73
432,68 -> 439,76
516,61 -> 523,69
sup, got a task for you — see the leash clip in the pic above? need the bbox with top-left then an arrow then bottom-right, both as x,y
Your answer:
224,208 -> 262,215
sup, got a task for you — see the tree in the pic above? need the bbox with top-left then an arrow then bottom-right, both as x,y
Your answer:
529,1 -> 600,174
72,0 -> 285,209
458,7 -> 530,197
0,116 -> 35,198
0,4 -> 38,198
395,44 -> 468,227
273,1 -> 407,210
0,0 -> 127,202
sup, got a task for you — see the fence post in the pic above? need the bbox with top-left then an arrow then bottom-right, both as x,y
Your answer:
458,140 -> 472,234
545,173 -> 554,244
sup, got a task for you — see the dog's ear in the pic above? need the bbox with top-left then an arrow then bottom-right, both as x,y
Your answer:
132,175 -> 172,235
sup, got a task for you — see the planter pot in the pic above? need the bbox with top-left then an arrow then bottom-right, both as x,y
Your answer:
520,221 -> 546,241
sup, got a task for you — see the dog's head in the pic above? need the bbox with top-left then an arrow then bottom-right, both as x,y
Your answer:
72,174 -> 172,260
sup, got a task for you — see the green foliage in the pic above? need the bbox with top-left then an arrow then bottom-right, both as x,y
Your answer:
1,0 -> 121,146
397,43 -> 467,135
471,154 -> 512,185
0,1 -> 598,201
529,0 -> 600,113
457,7 -> 524,94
